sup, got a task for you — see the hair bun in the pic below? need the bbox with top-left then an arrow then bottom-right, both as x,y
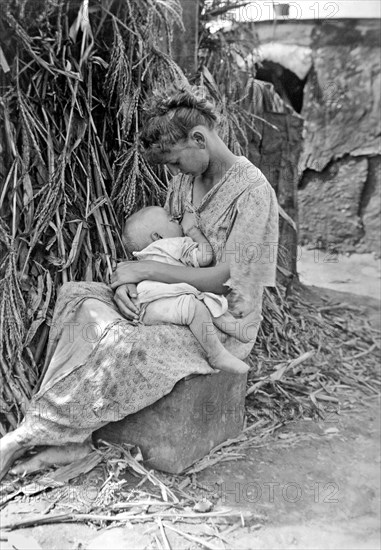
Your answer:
143,86 -> 217,121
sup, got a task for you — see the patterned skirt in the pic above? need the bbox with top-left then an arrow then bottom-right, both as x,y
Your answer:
15,282 -> 255,447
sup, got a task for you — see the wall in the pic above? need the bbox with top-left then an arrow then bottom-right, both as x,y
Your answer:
235,19 -> 381,255
299,19 -> 380,255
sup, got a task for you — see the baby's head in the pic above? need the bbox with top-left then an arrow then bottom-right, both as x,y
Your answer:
123,206 -> 183,253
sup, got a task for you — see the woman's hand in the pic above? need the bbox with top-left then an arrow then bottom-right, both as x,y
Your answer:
111,261 -> 156,320
110,260 -> 153,289
114,283 -> 140,321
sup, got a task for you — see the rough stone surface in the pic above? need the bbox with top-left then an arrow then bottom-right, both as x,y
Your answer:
358,156 -> 381,255
94,370 -> 247,474
243,20 -> 316,48
245,19 -> 381,255
300,21 -> 381,172
298,20 -> 380,254
298,157 -> 367,250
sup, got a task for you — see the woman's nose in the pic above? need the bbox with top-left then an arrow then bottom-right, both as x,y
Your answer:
166,164 -> 180,176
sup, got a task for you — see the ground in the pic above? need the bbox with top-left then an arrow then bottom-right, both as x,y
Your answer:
0,248 -> 380,549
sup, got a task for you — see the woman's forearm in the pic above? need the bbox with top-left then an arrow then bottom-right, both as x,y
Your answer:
147,262 -> 230,295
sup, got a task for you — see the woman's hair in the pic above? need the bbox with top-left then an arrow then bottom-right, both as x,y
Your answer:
140,87 -> 218,162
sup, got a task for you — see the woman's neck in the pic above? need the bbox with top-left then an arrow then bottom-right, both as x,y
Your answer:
201,153 -> 239,191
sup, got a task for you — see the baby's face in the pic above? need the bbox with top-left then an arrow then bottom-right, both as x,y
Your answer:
156,209 -> 184,239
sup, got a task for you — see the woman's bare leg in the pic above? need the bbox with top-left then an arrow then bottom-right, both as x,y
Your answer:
0,430 -> 33,481
4,297 -> 123,478
1,424 -> 93,479
10,439 -> 92,476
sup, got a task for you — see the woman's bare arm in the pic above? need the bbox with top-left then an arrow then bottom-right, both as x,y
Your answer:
148,261 -> 230,294
111,261 -> 230,295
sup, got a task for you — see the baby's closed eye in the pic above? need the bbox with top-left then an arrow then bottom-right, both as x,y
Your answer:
169,215 -> 183,224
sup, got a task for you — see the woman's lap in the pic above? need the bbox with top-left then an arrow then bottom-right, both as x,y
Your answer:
19,282 -> 216,446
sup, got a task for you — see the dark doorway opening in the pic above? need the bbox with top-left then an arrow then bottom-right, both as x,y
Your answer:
256,60 -> 307,113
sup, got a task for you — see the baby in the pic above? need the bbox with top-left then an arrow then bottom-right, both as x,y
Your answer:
122,206 -> 258,374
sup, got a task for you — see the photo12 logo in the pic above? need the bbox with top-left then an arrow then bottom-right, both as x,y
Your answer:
220,2 -> 340,23
207,480 -> 340,504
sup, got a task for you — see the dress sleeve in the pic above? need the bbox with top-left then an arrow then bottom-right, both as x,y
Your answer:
223,182 -> 279,314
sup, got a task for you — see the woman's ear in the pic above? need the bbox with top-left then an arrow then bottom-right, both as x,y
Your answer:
190,129 -> 206,149
151,232 -> 162,241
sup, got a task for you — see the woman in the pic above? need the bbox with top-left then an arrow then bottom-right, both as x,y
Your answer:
0,88 -> 278,479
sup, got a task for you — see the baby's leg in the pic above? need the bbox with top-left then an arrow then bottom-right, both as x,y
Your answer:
141,298 -> 186,326
213,310 -> 261,343
181,297 -> 249,374
142,296 -> 249,374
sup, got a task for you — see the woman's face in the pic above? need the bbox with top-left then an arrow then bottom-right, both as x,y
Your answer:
162,138 -> 209,177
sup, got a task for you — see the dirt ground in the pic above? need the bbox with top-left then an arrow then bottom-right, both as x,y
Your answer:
297,247 -> 381,301
1,248 -> 380,550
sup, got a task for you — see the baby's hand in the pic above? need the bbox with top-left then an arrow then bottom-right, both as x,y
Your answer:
181,210 -> 198,235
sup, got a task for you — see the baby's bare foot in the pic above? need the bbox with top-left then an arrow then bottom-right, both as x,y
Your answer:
213,311 -> 261,343
235,311 -> 261,343
208,349 -> 249,374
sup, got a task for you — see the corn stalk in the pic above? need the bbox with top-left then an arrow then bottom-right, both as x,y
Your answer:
0,0 -> 186,432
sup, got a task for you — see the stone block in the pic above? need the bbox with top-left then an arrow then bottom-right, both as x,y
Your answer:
94,371 -> 247,474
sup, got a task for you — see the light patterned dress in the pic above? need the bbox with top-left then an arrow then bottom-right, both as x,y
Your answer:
15,157 -> 278,447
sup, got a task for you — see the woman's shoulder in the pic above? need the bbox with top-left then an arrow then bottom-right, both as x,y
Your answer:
231,159 -> 277,211
235,157 -> 272,192
233,159 -> 278,215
